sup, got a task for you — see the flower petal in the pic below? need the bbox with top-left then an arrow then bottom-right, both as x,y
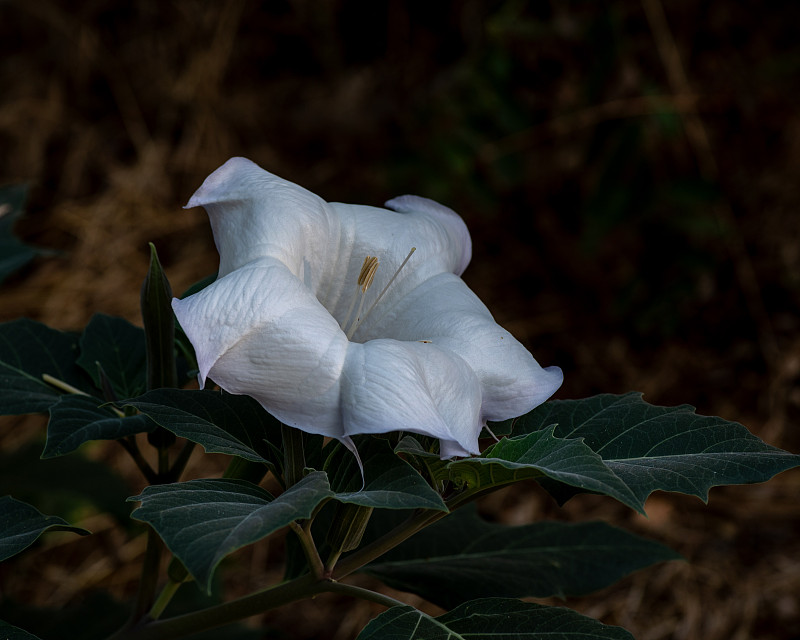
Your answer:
185,157 -> 338,282
172,258 -> 349,438
341,339 -> 484,455
384,195 -> 472,276
365,272 -> 564,422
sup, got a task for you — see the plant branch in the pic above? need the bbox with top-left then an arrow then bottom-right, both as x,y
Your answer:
110,573 -> 322,640
322,580 -> 406,609
289,520 -> 326,579
165,441 -> 196,483
332,508 -> 446,580
111,571 -> 407,640
130,527 -> 164,624
117,437 -> 158,484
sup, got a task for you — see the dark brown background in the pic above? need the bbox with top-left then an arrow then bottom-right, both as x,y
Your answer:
1,2 -> 799,639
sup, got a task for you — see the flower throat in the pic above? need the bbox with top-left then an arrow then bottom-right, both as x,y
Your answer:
342,247 -> 416,340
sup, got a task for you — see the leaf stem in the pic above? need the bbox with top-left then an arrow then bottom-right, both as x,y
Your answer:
110,573 -> 405,640
110,573 -> 321,640
322,580 -> 406,609
131,527 -> 163,623
148,579 -> 183,620
117,437 -> 158,484
289,520 -> 326,579
332,508 -> 447,580
165,441 -> 196,483
281,424 -> 305,488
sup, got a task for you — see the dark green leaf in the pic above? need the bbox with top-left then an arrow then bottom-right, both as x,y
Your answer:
0,319 -> 96,415
43,394 -> 154,458
512,393 -> 800,504
0,619 -> 43,640
124,389 -> 282,467
0,184 -> 46,284
0,442 -> 133,524
130,472 -> 333,592
0,496 -> 89,562
326,437 -> 447,511
357,598 -> 634,639
364,505 -> 680,608
450,427 -> 643,513
77,314 -> 147,400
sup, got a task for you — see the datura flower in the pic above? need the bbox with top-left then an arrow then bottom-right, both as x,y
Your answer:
173,157 -> 563,458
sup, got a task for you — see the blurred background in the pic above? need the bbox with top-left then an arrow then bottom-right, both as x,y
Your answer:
1,1 -> 799,639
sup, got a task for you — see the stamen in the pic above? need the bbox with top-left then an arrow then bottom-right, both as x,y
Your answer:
346,247 -> 416,340
357,256 -> 379,293
342,256 -> 378,331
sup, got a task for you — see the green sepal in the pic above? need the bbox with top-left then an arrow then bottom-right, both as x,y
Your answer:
327,503 -> 374,554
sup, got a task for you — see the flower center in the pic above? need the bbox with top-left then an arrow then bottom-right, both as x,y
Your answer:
343,247 -> 416,340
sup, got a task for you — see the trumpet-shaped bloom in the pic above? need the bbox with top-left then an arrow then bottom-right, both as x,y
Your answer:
173,157 -> 563,458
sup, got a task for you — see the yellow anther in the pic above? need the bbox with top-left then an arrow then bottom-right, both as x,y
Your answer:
357,256 -> 379,292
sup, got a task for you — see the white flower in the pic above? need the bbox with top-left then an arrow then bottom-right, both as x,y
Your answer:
173,157 -> 562,458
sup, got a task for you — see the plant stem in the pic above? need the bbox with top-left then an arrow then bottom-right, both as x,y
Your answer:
110,573 -> 321,640
332,508 -> 446,580
110,573 -> 406,640
322,581 -> 406,609
148,579 -> 183,620
281,423 -> 305,487
118,437 -> 158,484
131,527 -> 163,623
165,441 -> 196,483
289,521 -> 326,579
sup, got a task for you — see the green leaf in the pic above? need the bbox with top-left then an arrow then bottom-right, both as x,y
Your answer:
130,472 -> 333,592
43,394 -> 154,458
450,427 -> 643,513
364,505 -> 680,608
0,495 -> 89,562
512,393 -> 800,504
0,619 -> 43,640
76,314 -> 147,400
0,443 -> 133,524
357,598 -> 634,639
326,437 -> 447,511
124,389 -> 282,467
0,319 -> 96,415
0,184 -> 46,284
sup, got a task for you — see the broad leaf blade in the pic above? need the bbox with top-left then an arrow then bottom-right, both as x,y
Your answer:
364,505 -> 679,608
77,314 -> 147,399
0,319 -> 96,415
513,393 -> 800,504
0,443 -> 133,524
0,496 -> 90,562
451,427 -> 643,513
43,394 -> 154,458
130,472 -> 333,592
358,598 -> 634,639
0,619 -> 43,640
124,389 -> 282,466
0,184 -> 45,284
326,437 -> 447,511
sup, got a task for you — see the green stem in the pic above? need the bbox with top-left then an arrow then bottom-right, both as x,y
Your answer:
281,424 -> 305,488
322,581 -> 406,609
131,528 -> 163,623
111,574 -> 405,640
118,437 -> 158,484
289,521 -> 326,579
165,441 -> 196,483
148,579 -> 182,620
111,573 -> 321,640
332,508 -> 447,580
